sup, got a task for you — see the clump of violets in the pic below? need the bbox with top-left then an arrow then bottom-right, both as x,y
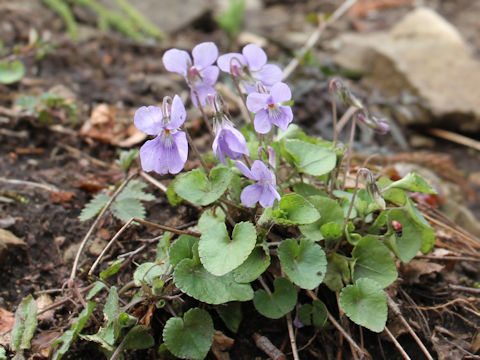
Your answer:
246,82 -> 293,134
162,42 -> 219,106
134,95 -> 188,175
236,160 -> 280,208
217,44 -> 282,93
209,94 -> 249,164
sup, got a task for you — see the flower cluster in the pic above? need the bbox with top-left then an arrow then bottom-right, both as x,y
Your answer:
134,42 -> 293,208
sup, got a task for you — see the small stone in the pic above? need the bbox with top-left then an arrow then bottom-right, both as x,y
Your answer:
63,242 -> 80,263
88,237 -> 108,257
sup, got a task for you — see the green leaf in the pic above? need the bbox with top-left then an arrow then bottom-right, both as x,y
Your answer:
117,149 -> 139,172
0,60 -> 26,84
0,346 -> 6,360
111,198 -> 145,222
169,235 -> 198,268
339,278 -> 387,333
163,308 -> 214,360
52,302 -> 95,360
353,236 -> 397,288
123,325 -> 155,350
272,194 -> 320,226
298,300 -> 327,328
174,166 -> 233,206
197,209 -> 225,233
232,246 -> 270,283
215,0 -> 245,37
378,177 -> 407,205
386,209 -> 423,262
166,179 -> 183,206
405,199 -> 435,254
86,281 -> 106,300
320,222 -> 342,239
253,278 -> 297,319
79,193 -> 110,221
216,302 -> 242,333
133,262 -> 167,286
117,181 -> 155,202
174,258 -> 253,304
199,221 -> 256,276
299,196 -> 344,241
385,172 -> 437,194
323,254 -> 351,292
11,295 -> 37,352
292,183 -> 327,198
366,211 -> 387,234
284,139 -> 336,176
278,239 -> 327,290
100,258 -> 125,280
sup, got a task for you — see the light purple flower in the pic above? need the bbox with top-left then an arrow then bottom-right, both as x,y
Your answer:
246,82 -> 293,134
217,44 -> 282,93
162,42 -> 219,106
134,95 -> 188,175
213,121 -> 249,164
236,160 -> 280,208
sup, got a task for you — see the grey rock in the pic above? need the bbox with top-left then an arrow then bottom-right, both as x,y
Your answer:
331,8 -> 480,131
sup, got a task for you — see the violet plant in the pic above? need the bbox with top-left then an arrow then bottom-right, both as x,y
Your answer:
68,42 -> 439,360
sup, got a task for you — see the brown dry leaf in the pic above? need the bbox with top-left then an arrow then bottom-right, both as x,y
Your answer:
139,304 -> 155,326
37,294 -> 54,323
211,331 -> 234,360
471,333 -> 480,353
401,259 -> 444,284
0,307 -> 15,334
50,190 -> 75,204
31,330 -> 62,358
349,0 -> 413,18
113,124 -> 146,148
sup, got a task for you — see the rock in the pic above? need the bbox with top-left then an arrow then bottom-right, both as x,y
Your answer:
128,0 -> 212,34
88,237 -> 107,257
331,8 -> 480,131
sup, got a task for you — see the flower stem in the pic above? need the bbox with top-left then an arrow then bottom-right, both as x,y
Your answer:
191,86 -> 214,138
329,79 -> 338,147
342,115 -> 357,189
182,125 -> 209,174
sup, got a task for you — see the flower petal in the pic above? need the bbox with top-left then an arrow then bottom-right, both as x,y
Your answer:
251,160 -> 272,181
270,82 -> 292,103
200,65 -> 219,86
168,95 -> 186,130
139,137 -> 164,173
217,53 -> 246,73
240,184 -> 263,207
242,44 -> 267,72
269,106 -> 293,131
253,64 -> 282,87
191,85 -> 216,107
167,131 -> 188,174
162,49 -> 191,76
192,42 -> 218,69
235,161 -> 254,179
259,183 -> 280,208
223,125 -> 249,156
134,106 -> 163,135
246,93 -> 268,113
253,109 -> 272,134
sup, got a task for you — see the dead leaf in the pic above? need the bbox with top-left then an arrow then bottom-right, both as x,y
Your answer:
50,190 -> 75,204
37,294 -> 54,324
472,333 -> 480,353
211,331 -> 234,360
401,259 -> 444,284
31,330 -> 62,358
0,307 -> 15,334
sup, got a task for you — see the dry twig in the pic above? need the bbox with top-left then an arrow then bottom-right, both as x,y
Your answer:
384,326 -> 411,360
252,333 -> 286,360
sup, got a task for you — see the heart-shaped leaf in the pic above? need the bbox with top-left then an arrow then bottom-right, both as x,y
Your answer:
253,278 -> 297,319
174,165 -> 233,205
216,302 -> 242,333
199,221 -> 256,276
339,278 -> 387,333
323,254 -> 352,292
284,139 -> 337,176
174,258 -> 253,304
278,239 -> 327,290
232,246 -> 270,283
272,193 -> 320,226
384,172 -> 437,194
169,235 -> 198,268
298,299 -> 328,328
353,236 -> 397,288
0,60 -> 25,84
299,196 -> 344,241
163,308 -> 214,360
386,209 -> 423,263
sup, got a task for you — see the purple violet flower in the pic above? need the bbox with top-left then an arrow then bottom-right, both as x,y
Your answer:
134,95 -> 188,175
213,121 -> 249,164
246,82 -> 293,134
236,160 -> 280,208
162,42 -> 219,106
217,44 -> 282,93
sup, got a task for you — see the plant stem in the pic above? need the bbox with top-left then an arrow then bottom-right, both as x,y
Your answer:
329,79 -> 338,146
342,115 -> 357,189
191,86 -> 214,138
182,125 -> 209,173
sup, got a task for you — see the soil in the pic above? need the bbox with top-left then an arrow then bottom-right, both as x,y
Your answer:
1,1 -> 480,359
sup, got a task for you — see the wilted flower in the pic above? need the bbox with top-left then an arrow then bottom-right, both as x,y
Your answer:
236,160 -> 280,208
162,42 -> 219,106
134,95 -> 188,175
217,44 -> 282,93
246,82 -> 293,134
357,113 -> 390,135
